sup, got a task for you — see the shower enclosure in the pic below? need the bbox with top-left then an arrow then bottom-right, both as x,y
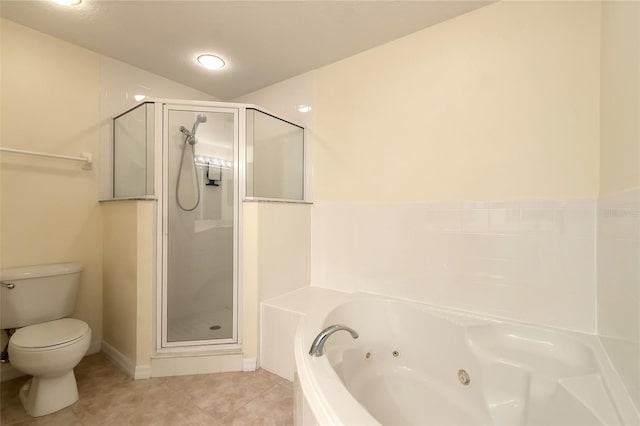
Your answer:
163,105 -> 238,346
112,99 -> 305,354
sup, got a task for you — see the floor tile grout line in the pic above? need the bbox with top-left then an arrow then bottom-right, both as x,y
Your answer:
225,379 -> 282,416
158,381 -> 221,426
192,402 -> 222,425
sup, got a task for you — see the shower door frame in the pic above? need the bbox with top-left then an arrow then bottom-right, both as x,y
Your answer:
156,102 -> 244,353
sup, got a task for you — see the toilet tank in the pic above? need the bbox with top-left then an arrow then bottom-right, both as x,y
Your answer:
0,263 -> 83,329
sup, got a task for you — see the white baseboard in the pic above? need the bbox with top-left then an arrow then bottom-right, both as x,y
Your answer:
243,357 -> 257,372
101,340 -> 134,377
134,364 -> 152,380
150,352 -> 243,377
87,340 -> 102,355
101,340 -> 150,380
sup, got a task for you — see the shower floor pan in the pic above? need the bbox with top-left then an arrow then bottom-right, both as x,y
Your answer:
167,307 -> 233,342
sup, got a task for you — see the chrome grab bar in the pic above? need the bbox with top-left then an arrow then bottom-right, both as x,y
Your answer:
0,281 -> 15,289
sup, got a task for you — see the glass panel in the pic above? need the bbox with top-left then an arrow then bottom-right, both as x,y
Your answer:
246,109 -> 304,200
113,103 -> 154,197
166,109 -> 235,343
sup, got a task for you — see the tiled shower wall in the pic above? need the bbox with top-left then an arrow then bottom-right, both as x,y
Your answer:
311,199 -> 596,332
597,188 -> 640,407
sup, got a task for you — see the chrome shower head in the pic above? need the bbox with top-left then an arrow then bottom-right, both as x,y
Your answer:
180,114 -> 207,145
191,114 -> 207,137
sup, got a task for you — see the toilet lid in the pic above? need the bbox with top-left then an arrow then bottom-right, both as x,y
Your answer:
11,318 -> 89,349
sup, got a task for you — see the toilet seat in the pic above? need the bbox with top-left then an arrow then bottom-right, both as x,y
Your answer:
10,318 -> 89,351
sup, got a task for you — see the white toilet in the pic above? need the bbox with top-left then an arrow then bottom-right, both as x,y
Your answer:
1,263 -> 91,417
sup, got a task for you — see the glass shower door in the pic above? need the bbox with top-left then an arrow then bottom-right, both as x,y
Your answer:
162,105 -> 238,347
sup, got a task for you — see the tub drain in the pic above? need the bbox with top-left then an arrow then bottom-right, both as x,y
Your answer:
209,325 -> 222,330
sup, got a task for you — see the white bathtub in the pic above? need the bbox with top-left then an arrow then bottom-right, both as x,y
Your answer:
294,294 -> 639,425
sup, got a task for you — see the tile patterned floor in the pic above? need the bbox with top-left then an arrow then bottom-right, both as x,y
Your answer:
0,353 -> 294,426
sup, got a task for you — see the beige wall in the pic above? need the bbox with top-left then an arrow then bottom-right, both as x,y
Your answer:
257,203 -> 311,301
237,1 -> 607,337
0,19 -> 102,346
598,1 -> 640,196
241,202 -> 310,360
597,0 -> 640,409
0,20 -> 222,373
236,0 -> 603,335
102,200 -> 155,371
236,73 -> 314,363
102,201 -> 137,361
312,1 -> 601,203
241,203 -> 259,360
135,201 -> 155,366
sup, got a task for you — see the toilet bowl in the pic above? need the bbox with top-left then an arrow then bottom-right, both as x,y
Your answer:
8,318 -> 91,417
1,263 -> 91,417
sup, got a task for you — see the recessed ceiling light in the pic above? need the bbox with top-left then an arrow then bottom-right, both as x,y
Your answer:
134,95 -> 146,102
197,54 -> 226,71
297,105 -> 312,113
52,0 -> 81,5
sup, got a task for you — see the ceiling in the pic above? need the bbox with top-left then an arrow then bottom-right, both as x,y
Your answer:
0,1 -> 491,100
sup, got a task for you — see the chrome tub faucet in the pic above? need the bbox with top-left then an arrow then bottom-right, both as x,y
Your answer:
309,324 -> 359,357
